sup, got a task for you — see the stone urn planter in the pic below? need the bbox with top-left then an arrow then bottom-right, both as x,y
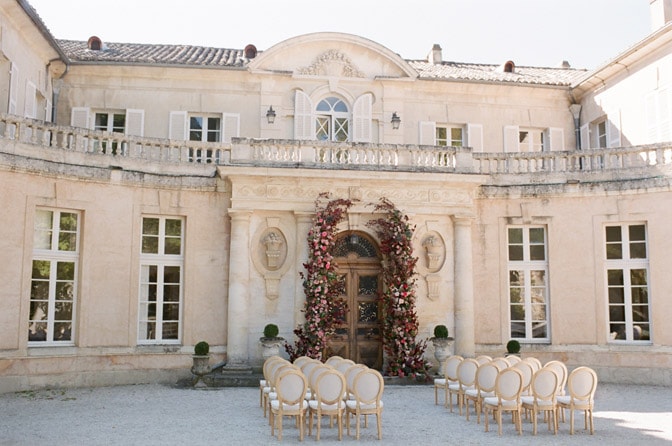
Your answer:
191,341 -> 211,388
430,325 -> 454,376
260,323 -> 284,360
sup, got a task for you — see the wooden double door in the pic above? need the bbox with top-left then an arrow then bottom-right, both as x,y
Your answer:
326,233 -> 383,369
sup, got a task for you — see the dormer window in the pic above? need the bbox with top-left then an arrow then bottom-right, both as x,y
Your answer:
87,36 -> 102,51
503,61 -> 515,73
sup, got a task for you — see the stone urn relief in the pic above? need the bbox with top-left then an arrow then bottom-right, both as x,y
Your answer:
430,325 -> 454,376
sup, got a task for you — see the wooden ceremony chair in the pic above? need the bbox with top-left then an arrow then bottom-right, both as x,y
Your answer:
434,355 -> 462,407
270,368 -> 309,441
345,368 -> 384,440
464,362 -> 501,423
448,358 -> 478,416
308,368 -> 347,440
521,367 -> 559,435
557,366 -> 598,434
483,367 -> 524,436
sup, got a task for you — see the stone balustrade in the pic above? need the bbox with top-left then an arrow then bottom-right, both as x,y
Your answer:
2,113 -> 672,178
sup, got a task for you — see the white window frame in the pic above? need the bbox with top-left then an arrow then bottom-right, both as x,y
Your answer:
188,114 -> 222,143
315,96 -> 349,142
436,125 -> 464,147
605,223 -> 651,343
507,226 -> 550,342
29,208 -> 80,346
138,216 -> 184,344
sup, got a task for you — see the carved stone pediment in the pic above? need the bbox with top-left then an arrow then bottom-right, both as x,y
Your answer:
296,50 -> 365,77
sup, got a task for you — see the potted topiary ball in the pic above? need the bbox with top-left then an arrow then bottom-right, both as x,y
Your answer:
430,325 -> 454,375
260,324 -> 284,360
191,341 -> 211,388
506,339 -> 521,356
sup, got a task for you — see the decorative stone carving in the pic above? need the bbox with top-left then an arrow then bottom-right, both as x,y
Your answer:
425,274 -> 441,301
422,234 -> 445,272
297,49 -> 366,77
263,231 -> 284,269
264,276 -> 281,300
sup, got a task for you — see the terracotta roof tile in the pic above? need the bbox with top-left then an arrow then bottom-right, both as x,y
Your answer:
58,39 -> 587,85
408,60 -> 588,86
57,39 -> 251,68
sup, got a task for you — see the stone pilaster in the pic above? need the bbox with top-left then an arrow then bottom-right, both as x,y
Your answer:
453,216 -> 475,358
224,210 -> 252,370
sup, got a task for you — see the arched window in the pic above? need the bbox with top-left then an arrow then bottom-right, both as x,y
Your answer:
315,97 -> 349,142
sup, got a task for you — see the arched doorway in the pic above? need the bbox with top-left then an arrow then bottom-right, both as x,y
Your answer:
326,231 -> 383,369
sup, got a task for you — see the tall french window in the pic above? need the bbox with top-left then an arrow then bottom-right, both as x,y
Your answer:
139,217 -> 184,343
606,224 -> 650,342
507,226 -> 549,341
29,209 -> 79,344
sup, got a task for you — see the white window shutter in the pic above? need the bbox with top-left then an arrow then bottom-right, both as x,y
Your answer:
645,91 -> 658,142
45,100 -> 52,122
222,113 -> 240,143
70,107 -> 90,128
125,109 -> 145,136
24,81 -> 36,118
419,121 -> 436,145
294,90 -> 313,140
8,63 -> 18,115
466,123 -> 483,152
580,124 -> 590,149
657,88 -> 671,141
503,125 -> 519,152
352,93 -> 372,142
169,111 -> 188,140
546,127 -> 564,151
607,111 -> 621,148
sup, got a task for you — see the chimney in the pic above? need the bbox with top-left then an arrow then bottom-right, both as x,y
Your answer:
428,44 -> 442,65
650,0 -> 672,31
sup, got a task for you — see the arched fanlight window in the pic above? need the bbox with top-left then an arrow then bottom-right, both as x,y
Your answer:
315,97 -> 349,142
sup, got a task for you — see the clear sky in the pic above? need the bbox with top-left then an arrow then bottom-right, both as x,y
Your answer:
28,0 -> 653,69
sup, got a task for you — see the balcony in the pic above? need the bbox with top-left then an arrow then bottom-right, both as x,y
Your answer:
1,113 -> 671,185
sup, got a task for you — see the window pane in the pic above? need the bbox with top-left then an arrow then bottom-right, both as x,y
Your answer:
630,269 -> 647,286
508,245 -> 523,261
508,228 -> 522,244
55,282 -> 73,301
112,114 -> 126,132
509,270 -> 522,286
56,261 -> 75,281
634,324 -> 649,340
607,269 -> 624,285
436,127 -> 447,146
605,226 -> 622,242
165,219 -> 182,236
53,323 -> 72,341
630,242 -> 647,259
529,245 -> 545,261
610,323 -> 625,340
606,244 -> 623,259
165,238 -> 181,255
632,305 -> 649,322
316,117 -> 329,140
510,321 -> 525,338
532,322 -> 547,338
162,322 -> 179,340
32,260 -> 51,280
530,270 -> 545,286
629,225 -> 645,241
55,302 -> 73,320
316,100 -> 331,112
450,128 -> 463,146
529,228 -> 544,243
608,288 -> 624,304
509,287 -> 522,303
609,305 -> 625,322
